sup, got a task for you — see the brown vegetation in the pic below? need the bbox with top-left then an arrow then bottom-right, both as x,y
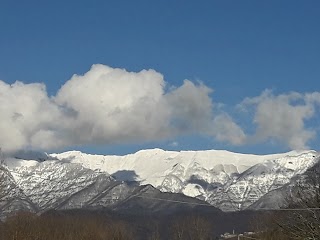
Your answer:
0,211 -> 134,240
170,215 -> 213,240
0,211 -> 216,240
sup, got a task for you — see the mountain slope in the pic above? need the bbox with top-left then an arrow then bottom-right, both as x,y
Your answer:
51,149 -> 319,211
0,165 -> 36,219
0,153 -> 216,218
1,148 -> 319,216
207,151 -> 318,210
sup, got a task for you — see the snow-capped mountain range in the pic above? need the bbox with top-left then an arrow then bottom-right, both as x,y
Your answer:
0,148 -> 319,217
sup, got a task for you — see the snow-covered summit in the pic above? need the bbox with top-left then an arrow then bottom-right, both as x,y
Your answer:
2,148 -> 319,212
50,148 -> 314,185
48,148 -> 319,210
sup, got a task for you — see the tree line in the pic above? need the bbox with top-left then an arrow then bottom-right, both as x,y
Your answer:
0,210 -> 218,240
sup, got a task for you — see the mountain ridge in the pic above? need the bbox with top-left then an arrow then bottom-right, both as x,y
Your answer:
1,148 -> 318,214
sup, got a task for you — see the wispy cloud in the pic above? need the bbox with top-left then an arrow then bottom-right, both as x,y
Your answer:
169,141 -> 179,147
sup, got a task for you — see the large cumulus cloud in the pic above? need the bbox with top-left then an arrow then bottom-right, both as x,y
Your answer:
0,64 -> 245,151
0,81 -> 67,151
3,64 -> 319,152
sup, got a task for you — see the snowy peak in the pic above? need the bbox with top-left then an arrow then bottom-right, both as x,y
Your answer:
2,148 -> 319,213
209,151 -> 319,210
0,152 -> 215,219
50,148 -> 315,182
48,148 -> 319,211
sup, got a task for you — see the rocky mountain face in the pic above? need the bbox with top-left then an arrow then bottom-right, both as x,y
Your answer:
0,149 -> 319,218
248,159 -> 320,210
0,165 -> 35,218
207,151 -> 319,210
51,149 -> 320,211
0,151 -> 214,219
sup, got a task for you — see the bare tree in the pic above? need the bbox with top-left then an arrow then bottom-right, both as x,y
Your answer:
171,214 -> 214,240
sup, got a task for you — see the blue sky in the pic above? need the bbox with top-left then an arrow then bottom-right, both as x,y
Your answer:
0,1 -> 319,154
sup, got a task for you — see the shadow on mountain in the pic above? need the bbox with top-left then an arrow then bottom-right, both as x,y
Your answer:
187,175 -> 209,189
112,170 -> 139,182
187,175 -> 224,192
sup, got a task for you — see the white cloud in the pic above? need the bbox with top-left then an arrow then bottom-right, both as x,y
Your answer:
166,80 -> 214,133
240,90 -> 320,149
55,64 -> 172,144
211,114 -> 246,145
0,81 -> 67,151
3,65 -> 320,152
0,64 -> 245,151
